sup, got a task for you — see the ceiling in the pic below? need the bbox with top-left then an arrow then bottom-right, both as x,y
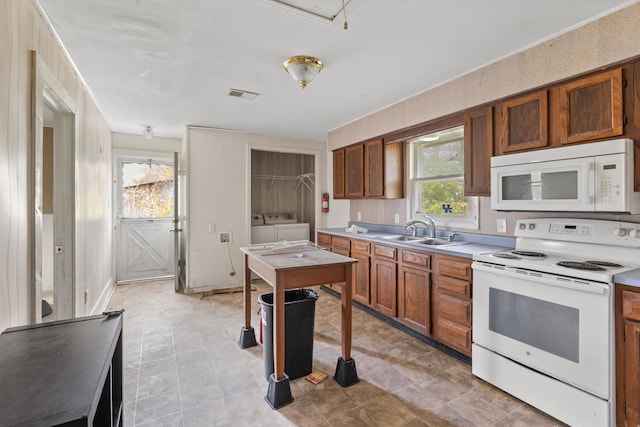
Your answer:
34,0 -> 636,141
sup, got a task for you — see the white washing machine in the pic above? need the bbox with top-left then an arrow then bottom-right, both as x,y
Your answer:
251,213 -> 309,244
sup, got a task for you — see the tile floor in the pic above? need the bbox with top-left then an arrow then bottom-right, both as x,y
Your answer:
107,279 -> 566,426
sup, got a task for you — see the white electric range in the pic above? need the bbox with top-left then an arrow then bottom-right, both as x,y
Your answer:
472,218 -> 640,426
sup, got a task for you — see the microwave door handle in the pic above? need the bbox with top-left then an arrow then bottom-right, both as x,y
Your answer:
586,163 -> 595,203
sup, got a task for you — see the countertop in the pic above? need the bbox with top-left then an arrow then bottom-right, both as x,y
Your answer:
614,269 -> 640,288
316,223 -> 640,287
316,223 -> 515,259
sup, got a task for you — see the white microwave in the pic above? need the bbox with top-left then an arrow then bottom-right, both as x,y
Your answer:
491,138 -> 640,213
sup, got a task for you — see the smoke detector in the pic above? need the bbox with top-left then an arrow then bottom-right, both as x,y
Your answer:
227,89 -> 259,100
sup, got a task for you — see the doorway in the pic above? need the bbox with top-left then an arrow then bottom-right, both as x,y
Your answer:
32,53 -> 76,322
115,156 -> 176,282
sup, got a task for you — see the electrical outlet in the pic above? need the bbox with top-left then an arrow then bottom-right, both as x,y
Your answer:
497,219 -> 507,233
208,223 -> 215,233
357,212 -> 361,221
219,231 -> 231,243
394,213 -> 400,224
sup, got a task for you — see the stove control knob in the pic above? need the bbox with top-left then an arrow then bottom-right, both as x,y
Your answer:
613,227 -> 627,237
630,229 -> 640,238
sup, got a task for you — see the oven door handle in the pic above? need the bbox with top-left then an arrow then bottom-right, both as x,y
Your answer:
472,262 -> 609,295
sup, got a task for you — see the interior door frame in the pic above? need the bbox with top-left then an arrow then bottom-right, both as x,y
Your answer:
31,52 -> 77,322
245,144 -> 322,245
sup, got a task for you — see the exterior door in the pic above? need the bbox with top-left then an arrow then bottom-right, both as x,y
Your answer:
115,157 -> 175,282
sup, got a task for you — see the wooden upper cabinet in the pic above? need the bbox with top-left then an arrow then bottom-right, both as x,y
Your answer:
500,90 -> 548,153
558,68 -> 624,145
332,148 -> 345,199
345,144 -> 364,198
464,106 -> 493,196
364,139 -> 384,197
335,139 -> 404,199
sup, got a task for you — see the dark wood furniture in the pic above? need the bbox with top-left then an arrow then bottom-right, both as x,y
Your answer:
371,243 -> 398,317
398,248 -> 432,335
333,140 -> 404,199
433,254 -> 473,356
0,314 -> 124,427
463,106 -> 493,196
558,68 -> 624,145
616,284 -> 640,427
332,148 -> 345,199
239,243 -> 358,409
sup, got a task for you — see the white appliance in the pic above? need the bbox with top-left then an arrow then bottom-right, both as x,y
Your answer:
472,218 -> 640,426
250,213 -> 309,244
491,138 -> 640,213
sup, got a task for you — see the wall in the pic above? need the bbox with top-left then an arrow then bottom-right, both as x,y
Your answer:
112,132 -> 181,153
183,127 -> 327,292
329,3 -> 640,234
0,0 -> 113,331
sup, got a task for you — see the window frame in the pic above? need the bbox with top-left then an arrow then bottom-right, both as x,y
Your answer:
409,127 -> 479,230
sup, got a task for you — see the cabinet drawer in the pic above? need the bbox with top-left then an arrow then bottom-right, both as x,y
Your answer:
317,233 -> 331,248
436,255 -> 471,280
436,317 -> 472,355
437,294 -> 472,326
332,236 -> 351,251
374,244 -> 397,260
436,275 -> 471,299
401,249 -> 430,270
351,239 -> 371,254
623,290 -> 640,321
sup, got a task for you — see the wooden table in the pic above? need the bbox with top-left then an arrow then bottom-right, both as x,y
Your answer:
238,242 -> 358,409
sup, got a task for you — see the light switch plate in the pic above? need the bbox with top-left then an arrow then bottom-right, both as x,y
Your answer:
497,219 -> 507,233
394,213 -> 400,224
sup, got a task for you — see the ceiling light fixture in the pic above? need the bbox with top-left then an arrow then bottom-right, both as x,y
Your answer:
143,126 -> 154,140
283,56 -> 323,89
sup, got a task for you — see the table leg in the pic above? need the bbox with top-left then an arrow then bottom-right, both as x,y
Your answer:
265,278 -> 293,409
334,262 -> 359,387
238,254 -> 257,349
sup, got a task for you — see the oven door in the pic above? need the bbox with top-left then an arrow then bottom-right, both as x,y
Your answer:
472,262 -> 611,399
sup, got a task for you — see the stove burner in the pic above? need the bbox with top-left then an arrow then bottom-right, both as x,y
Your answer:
585,260 -> 623,268
512,250 -> 546,258
556,261 -> 606,271
493,253 -> 520,259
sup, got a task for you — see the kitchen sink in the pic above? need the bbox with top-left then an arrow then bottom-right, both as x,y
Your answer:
381,235 -> 425,241
412,238 -> 457,246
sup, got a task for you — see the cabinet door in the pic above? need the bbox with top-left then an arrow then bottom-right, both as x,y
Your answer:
500,90 -> 549,153
345,144 -> 364,198
624,319 -> 640,426
364,139 -> 384,197
464,106 -> 493,196
559,68 -> 624,144
398,266 -> 431,335
333,149 -> 345,199
371,258 -> 397,317
353,251 -> 371,306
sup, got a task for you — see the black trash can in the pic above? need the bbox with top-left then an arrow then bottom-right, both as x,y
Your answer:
258,288 -> 318,381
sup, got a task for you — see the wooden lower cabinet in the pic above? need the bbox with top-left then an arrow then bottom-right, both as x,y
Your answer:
352,239 -> 371,306
371,244 -> 397,317
616,285 -> 640,427
398,249 -> 431,335
433,254 -> 472,356
319,232 -> 473,357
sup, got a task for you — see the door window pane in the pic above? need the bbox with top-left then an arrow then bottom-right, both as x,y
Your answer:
120,162 -> 174,218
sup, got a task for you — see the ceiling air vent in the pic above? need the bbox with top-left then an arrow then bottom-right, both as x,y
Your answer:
227,88 -> 259,100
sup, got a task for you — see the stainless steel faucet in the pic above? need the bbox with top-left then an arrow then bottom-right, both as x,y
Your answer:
405,215 -> 436,238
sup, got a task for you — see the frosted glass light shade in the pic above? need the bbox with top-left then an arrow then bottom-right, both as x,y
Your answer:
283,56 -> 323,89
